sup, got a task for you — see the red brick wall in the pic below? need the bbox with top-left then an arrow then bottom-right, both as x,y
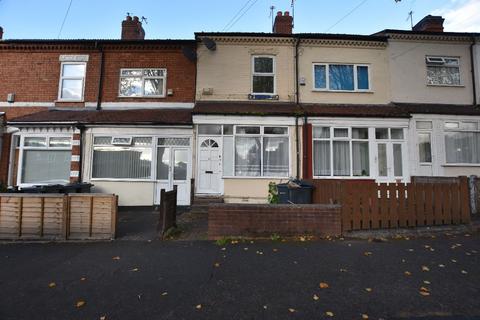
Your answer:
208,204 -> 342,239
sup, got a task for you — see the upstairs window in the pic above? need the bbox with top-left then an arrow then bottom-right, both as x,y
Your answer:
252,56 -> 275,95
58,63 -> 86,101
426,56 -> 460,86
119,68 -> 166,97
313,63 -> 370,91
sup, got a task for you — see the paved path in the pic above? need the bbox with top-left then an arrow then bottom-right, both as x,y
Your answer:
0,234 -> 479,320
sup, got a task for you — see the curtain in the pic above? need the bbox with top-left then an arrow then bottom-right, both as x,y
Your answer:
427,66 -> 460,85
377,144 -> 388,177
418,133 -> 432,163
314,141 -> 331,176
156,147 -> 170,180
314,65 -> 326,89
329,65 -> 354,90
21,150 -> 71,184
263,137 -> 289,177
93,147 -> 152,179
393,144 -> 403,177
235,137 -> 261,176
333,141 -> 350,176
223,137 -> 234,176
445,132 -> 480,164
357,66 -> 369,90
352,141 -> 369,176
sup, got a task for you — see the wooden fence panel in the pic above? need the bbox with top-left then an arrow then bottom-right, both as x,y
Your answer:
0,194 -> 117,240
311,177 -> 471,232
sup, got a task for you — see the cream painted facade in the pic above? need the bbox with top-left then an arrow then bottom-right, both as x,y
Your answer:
196,36 -> 296,102
298,40 -> 391,105
386,35 -> 474,105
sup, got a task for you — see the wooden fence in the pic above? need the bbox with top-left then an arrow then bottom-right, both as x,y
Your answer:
0,194 -> 117,240
158,186 -> 177,237
310,177 -> 471,232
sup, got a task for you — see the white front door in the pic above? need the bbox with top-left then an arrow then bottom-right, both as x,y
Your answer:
155,146 -> 191,206
197,137 -> 222,194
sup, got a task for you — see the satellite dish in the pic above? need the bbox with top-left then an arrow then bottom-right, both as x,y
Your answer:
182,47 -> 197,62
202,37 -> 217,51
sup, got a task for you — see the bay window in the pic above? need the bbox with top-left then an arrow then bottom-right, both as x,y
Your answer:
92,137 -> 153,179
313,63 -> 370,91
444,121 -> 480,164
252,56 -> 275,95
119,68 -> 166,97
19,136 -> 72,185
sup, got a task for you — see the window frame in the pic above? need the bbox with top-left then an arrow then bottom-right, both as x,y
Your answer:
118,68 -> 167,98
57,62 -> 87,102
416,121 -> 433,165
17,134 -> 73,187
443,120 -> 480,166
251,55 -> 276,96
425,55 -> 461,87
312,63 -> 371,92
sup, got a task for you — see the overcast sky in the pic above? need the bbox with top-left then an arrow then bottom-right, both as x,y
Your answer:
0,0 -> 479,39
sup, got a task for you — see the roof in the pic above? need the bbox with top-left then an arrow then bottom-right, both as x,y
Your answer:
193,101 -> 301,116
195,32 -> 387,42
393,103 -> 480,116
8,109 -> 193,125
302,104 -> 410,118
374,29 -> 478,38
0,39 -> 195,45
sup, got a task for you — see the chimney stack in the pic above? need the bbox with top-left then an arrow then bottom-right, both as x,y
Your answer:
0,27 -> 3,40
273,11 -> 293,34
413,15 -> 444,32
121,15 -> 145,40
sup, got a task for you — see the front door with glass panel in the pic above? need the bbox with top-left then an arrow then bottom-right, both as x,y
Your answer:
155,138 -> 191,206
197,137 -> 222,194
375,128 -> 406,182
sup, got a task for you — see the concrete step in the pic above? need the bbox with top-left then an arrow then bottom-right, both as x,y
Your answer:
193,196 -> 224,204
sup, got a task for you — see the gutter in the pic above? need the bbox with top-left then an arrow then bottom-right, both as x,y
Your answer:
95,41 -> 105,110
470,36 -> 477,107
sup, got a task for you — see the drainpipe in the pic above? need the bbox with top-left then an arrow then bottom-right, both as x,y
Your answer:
76,124 -> 85,183
95,41 -> 105,110
294,37 -> 301,179
470,37 -> 477,107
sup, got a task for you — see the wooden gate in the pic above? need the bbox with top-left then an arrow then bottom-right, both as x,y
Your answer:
158,186 -> 177,237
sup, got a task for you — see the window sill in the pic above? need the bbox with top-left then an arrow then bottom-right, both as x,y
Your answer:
56,99 -> 85,103
311,89 -> 373,94
90,178 -> 154,182
312,176 -> 374,180
426,84 -> 465,88
223,176 -> 290,180
442,163 -> 480,167
117,96 -> 167,99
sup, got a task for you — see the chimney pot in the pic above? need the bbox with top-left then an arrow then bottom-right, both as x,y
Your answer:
121,15 -> 145,40
133,16 -> 140,22
273,11 -> 293,34
413,15 -> 444,32
126,15 -> 132,21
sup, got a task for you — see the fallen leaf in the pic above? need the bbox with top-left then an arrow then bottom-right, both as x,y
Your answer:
161,292 -> 168,296
423,280 -> 431,285
100,316 -> 106,320
130,268 -> 139,272
221,247 -> 226,251
244,247 -> 249,251
195,304 -> 202,310
404,271 -> 412,276
365,288 -> 372,292
362,314 -> 369,319
76,300 -> 86,308
438,264 -> 445,268
263,305 -> 268,310
273,248 -> 278,252
319,282 -> 329,289
364,251 -> 373,256
112,256 -> 120,260
214,262 -> 220,268
325,311 -> 334,317
421,266 -> 430,272
48,282 -> 56,288
420,287 -> 429,292
288,308 -> 296,313
466,252 -> 472,256
471,250 -> 478,254
340,268 -> 348,273
313,294 -> 320,301
419,291 -> 430,296
407,249 -> 414,252
451,259 -> 457,263
256,251 -> 263,255
299,236 -> 306,242
80,277 -> 86,281
461,270 -> 468,274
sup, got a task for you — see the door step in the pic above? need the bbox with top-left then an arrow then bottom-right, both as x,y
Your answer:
191,196 -> 224,214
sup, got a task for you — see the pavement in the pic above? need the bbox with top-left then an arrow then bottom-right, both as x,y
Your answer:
0,233 -> 479,320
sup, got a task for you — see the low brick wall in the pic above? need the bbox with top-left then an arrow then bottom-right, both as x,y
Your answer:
208,204 -> 341,240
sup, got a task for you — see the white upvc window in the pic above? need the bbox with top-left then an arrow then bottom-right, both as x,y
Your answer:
426,56 -> 461,86
252,56 -> 276,95
313,127 -> 370,178
58,62 -> 87,101
313,63 -> 370,92
444,120 -> 480,165
119,68 -> 167,97
18,135 -> 72,185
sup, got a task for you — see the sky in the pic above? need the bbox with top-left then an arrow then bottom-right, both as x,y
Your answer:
0,0 -> 479,40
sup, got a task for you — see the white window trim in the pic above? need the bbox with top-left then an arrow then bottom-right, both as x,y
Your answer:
222,125 -> 290,179
425,55 -> 462,87
17,134 -> 73,187
312,63 -> 372,93
57,62 -> 87,102
118,68 -> 167,98
251,55 -> 276,95
442,120 -> 480,166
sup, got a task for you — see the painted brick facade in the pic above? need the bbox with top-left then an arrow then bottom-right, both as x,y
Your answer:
208,204 -> 342,239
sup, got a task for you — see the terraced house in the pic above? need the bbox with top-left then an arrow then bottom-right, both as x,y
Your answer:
0,13 -> 479,206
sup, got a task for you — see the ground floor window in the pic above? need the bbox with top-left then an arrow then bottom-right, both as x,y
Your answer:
18,135 -> 72,184
444,121 -> 480,164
